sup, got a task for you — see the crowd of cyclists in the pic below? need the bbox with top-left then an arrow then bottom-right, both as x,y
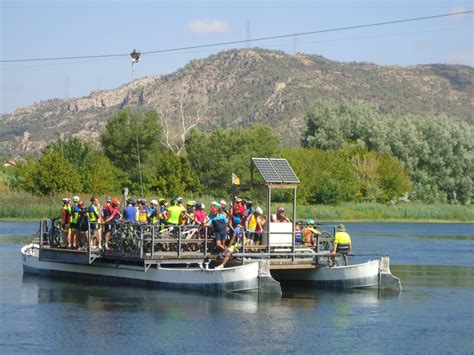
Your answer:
59,195 -> 347,267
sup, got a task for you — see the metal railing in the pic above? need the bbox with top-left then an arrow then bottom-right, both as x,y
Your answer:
37,219 -> 341,265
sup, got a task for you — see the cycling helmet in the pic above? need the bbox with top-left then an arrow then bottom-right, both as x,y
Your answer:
130,198 -> 137,204
150,199 -> 158,205
255,207 -> 263,214
140,199 -> 147,205
235,197 -> 242,202
200,203 -> 205,210
106,196 -> 112,203
72,196 -> 80,203
111,199 -> 120,207
306,218 -> 315,225
62,197 -> 70,203
212,201 -> 222,209
233,216 -> 241,225
219,200 -> 227,207
277,206 -> 285,213
186,200 -> 195,207
177,196 -> 183,203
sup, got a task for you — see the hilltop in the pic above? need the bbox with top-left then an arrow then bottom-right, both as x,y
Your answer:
1,48 -> 473,156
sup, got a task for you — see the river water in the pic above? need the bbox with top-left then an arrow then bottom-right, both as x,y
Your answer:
0,221 -> 473,353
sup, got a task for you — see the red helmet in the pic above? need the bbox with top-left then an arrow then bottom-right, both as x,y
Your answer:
277,206 -> 285,213
111,199 -> 120,207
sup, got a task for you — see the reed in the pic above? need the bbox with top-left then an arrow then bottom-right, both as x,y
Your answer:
0,191 -> 472,222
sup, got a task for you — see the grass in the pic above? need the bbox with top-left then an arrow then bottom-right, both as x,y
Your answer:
0,190 -> 472,222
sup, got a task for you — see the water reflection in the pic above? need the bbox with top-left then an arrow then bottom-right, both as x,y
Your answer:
392,264 -> 474,290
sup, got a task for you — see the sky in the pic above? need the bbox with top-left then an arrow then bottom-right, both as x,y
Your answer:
0,0 -> 472,114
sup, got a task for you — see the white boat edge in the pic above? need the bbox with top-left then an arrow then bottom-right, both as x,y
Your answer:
21,243 -> 282,294
271,256 -> 402,290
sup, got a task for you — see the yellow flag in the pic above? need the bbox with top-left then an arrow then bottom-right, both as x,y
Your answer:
232,173 -> 240,185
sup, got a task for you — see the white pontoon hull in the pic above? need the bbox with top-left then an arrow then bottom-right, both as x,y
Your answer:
271,260 -> 382,289
21,244 -> 262,292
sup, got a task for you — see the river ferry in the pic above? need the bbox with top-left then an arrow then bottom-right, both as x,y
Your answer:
21,158 -> 401,294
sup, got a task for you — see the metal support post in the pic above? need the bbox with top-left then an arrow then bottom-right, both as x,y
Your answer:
204,227 -> 208,258
292,187 -> 297,261
177,226 -> 181,258
139,226 -> 144,259
151,225 -> 155,259
266,186 -> 271,253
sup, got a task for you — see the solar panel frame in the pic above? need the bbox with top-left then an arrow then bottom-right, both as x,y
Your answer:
270,158 -> 300,183
252,158 -> 283,183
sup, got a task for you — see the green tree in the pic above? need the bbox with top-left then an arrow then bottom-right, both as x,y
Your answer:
281,147 -> 359,204
16,150 -> 82,195
100,109 -> 164,193
185,125 -> 281,194
377,153 -> 412,202
45,137 -> 124,194
302,100 -> 473,204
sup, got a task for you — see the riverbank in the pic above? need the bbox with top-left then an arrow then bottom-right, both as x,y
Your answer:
0,191 -> 472,222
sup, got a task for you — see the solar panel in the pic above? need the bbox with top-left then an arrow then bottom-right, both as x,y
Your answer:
252,158 -> 300,184
270,159 -> 300,183
252,158 -> 283,183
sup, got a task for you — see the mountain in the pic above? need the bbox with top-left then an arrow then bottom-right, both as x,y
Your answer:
1,48 -> 473,156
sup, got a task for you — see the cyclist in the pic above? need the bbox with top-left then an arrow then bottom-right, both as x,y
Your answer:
124,198 -> 137,223
245,206 -> 264,246
194,203 -> 209,226
303,219 -> 321,246
275,206 -> 290,222
70,196 -> 81,249
102,197 -> 113,235
148,200 -> 159,224
209,203 -> 228,253
182,200 -> 196,225
79,201 -> 89,249
167,198 -> 185,225
138,199 -> 148,224
216,216 -> 245,269
61,198 -> 72,248
244,200 -> 254,218
104,199 -> 121,251
88,196 -> 101,249
158,198 -> 169,228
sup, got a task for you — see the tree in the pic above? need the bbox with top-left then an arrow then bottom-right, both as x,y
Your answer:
185,125 -> 281,194
45,137 -> 124,194
302,100 -> 473,204
377,153 -> 412,202
100,109 -> 164,193
16,150 -> 82,195
281,147 -> 359,204
101,109 -> 164,171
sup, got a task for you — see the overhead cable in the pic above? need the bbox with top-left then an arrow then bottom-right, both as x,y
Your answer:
1,10 -> 472,63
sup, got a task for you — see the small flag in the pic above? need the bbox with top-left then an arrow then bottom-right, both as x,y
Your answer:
232,173 -> 240,185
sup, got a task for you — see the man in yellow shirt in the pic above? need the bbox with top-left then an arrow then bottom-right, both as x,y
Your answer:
331,224 -> 352,266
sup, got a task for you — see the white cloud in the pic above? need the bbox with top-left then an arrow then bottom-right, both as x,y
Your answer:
187,20 -> 230,34
445,48 -> 474,66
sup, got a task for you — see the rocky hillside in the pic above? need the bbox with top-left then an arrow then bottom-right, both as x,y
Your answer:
1,48 -> 473,156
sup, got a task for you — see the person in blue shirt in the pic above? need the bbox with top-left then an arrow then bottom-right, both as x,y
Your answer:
123,198 -> 137,223
216,216 -> 244,269
209,203 -> 228,253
